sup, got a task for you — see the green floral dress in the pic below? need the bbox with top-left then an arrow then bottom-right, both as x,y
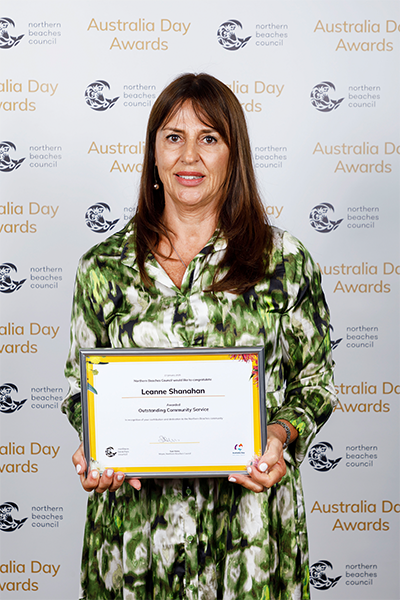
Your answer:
62,222 -> 336,600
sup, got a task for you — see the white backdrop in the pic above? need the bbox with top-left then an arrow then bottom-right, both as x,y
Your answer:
1,1 -> 399,598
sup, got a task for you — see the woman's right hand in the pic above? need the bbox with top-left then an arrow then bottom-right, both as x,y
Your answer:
72,443 -> 141,493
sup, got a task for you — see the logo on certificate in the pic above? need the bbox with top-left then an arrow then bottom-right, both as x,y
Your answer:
105,446 -> 117,457
233,443 -> 245,454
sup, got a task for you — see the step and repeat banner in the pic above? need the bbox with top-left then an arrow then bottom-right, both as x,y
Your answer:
1,1 -> 399,598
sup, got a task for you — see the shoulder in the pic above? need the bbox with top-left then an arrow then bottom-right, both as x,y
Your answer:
269,227 -> 318,277
79,221 -> 136,269
270,227 -> 312,262
259,227 -> 323,309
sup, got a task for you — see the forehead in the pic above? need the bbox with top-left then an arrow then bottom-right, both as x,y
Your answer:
161,101 -> 213,130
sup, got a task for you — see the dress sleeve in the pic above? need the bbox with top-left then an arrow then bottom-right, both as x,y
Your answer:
61,256 -> 111,438
271,231 -> 337,465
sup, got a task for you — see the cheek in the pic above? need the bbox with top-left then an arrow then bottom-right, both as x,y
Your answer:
155,148 -> 177,174
215,155 -> 229,180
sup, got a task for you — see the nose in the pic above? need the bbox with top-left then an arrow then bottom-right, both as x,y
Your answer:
180,138 -> 199,164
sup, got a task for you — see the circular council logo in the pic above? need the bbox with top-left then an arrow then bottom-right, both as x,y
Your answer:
309,203 -> 343,233
217,20 -> 251,51
85,203 -> 119,233
308,442 -> 342,472
310,81 -> 344,112
0,502 -> 28,532
105,446 -> 117,457
0,383 -> 27,414
0,17 -> 24,49
310,560 -> 342,590
0,141 -> 25,172
0,263 -> 26,293
85,80 -> 119,111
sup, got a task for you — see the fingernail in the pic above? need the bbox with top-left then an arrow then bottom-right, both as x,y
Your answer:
116,473 -> 124,481
228,477 -> 237,483
259,463 -> 268,473
106,469 -> 113,477
75,464 -> 82,474
247,466 -> 252,474
91,470 -> 99,479
133,480 -> 141,490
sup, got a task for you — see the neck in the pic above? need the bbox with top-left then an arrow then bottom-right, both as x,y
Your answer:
162,203 -> 218,249
155,206 -> 217,285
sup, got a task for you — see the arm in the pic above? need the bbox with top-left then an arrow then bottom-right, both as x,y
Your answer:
230,232 -> 336,491
62,255 -> 141,492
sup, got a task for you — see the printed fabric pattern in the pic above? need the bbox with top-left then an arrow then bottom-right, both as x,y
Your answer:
62,222 -> 336,600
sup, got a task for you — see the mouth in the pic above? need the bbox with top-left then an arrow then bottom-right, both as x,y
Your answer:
176,171 -> 204,179
175,172 -> 205,185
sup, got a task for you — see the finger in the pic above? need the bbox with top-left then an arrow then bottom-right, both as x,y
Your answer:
248,457 -> 287,489
108,471 -> 125,492
72,443 -> 87,476
228,473 -> 264,493
94,469 -> 117,494
80,468 -> 101,492
127,478 -> 142,491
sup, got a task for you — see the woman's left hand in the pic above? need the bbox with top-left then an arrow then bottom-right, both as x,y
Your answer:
228,422 -> 295,492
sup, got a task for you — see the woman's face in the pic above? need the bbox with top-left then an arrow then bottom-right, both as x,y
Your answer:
155,101 -> 230,215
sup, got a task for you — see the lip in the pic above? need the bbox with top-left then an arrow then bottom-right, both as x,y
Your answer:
174,171 -> 205,186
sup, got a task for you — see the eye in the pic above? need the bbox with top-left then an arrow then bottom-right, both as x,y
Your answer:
166,134 -> 181,143
203,135 -> 217,144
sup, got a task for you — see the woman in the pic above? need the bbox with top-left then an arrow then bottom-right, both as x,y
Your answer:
63,73 -> 336,600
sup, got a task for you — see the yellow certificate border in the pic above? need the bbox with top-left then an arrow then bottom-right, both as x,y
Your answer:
82,349 -> 265,476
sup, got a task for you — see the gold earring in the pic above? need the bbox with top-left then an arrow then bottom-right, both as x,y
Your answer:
154,166 -> 160,190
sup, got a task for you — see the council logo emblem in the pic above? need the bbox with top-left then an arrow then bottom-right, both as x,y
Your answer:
0,383 -> 27,414
217,20 -> 251,51
105,446 -> 117,457
0,263 -> 26,293
308,442 -> 342,472
85,203 -> 119,233
0,141 -> 25,172
0,17 -> 24,49
309,203 -> 343,233
310,81 -> 344,112
0,502 -> 28,532
310,560 -> 342,590
84,80 -> 119,111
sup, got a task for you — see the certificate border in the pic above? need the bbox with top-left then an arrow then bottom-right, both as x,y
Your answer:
80,347 -> 266,478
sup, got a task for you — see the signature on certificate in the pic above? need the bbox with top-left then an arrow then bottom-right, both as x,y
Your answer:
158,435 -> 180,444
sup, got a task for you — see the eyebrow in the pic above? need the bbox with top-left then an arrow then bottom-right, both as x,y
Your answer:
161,126 -> 217,134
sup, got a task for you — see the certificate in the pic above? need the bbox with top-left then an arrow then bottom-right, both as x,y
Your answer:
80,347 -> 266,477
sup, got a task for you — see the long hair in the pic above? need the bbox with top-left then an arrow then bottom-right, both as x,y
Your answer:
134,73 -> 273,294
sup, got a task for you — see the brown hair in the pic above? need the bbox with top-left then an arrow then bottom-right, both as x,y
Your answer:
134,73 -> 273,294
